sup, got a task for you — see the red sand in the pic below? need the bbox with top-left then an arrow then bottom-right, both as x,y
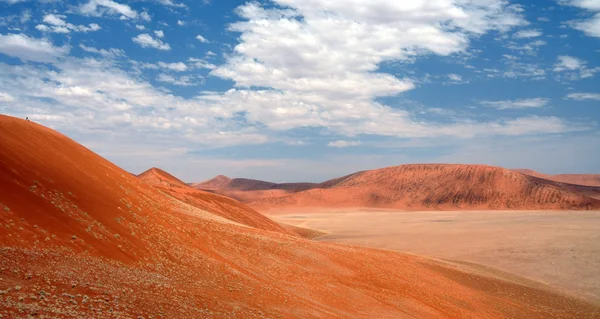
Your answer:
1,115 -> 599,318
249,164 -> 600,211
513,169 -> 600,187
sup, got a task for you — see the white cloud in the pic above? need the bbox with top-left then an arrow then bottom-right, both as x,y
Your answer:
554,55 -> 583,71
188,57 -> 216,69
0,33 -> 69,62
447,73 -> 468,84
448,74 -> 462,81
43,14 -> 66,26
0,0 -> 28,4
157,0 -> 186,8
140,11 -> 151,22
177,20 -> 185,26
566,92 -> 600,101
156,74 -> 201,86
563,0 -> 600,37
39,14 -> 101,33
481,98 -> 549,109
135,24 -> 145,30
157,61 -> 187,72
513,29 -> 542,38
35,24 -> 51,32
195,34 -> 208,43
132,33 -> 170,50
553,55 -> 599,79
206,1 -> 531,137
154,30 -> 164,38
573,16 -> 600,37
0,0 -> 585,160
0,92 -> 15,102
328,140 -> 361,148
79,44 -> 125,58
79,0 -> 138,19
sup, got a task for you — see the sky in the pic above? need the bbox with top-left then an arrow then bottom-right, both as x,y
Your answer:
0,0 -> 599,183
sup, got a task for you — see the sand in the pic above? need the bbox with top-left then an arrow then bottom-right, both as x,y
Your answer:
274,208 -> 600,304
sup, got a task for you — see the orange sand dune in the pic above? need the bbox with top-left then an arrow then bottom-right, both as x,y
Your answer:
191,175 -> 319,201
513,169 -> 600,187
137,167 -> 294,235
250,164 -> 600,211
1,115 -> 599,318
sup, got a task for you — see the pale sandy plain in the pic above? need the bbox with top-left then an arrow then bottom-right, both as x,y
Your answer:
273,209 -> 600,304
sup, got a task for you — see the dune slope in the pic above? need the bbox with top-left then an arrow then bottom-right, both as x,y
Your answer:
513,169 -> 600,187
250,164 -> 600,211
1,115 -> 599,318
192,175 -> 319,202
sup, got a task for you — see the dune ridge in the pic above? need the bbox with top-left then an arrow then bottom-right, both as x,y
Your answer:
513,169 -> 600,187
249,164 -> 600,211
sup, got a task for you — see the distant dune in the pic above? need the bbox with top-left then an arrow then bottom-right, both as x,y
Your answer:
2,114 -> 599,318
191,175 -> 319,202
512,169 -> 600,187
247,164 -> 600,211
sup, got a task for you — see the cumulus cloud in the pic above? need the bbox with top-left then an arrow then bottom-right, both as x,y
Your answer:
188,57 -> 216,69
447,73 -> 468,84
513,29 -> 542,38
563,0 -> 600,37
554,55 -> 584,71
135,24 -> 145,30
154,30 -> 164,38
566,92 -> 600,101
195,34 -> 208,43
79,0 -> 138,19
140,11 -> 151,22
207,1 -> 533,137
38,14 -> 101,33
156,74 -> 201,86
157,61 -> 187,71
0,0 -> 587,157
157,0 -> 186,8
0,33 -> 69,62
328,140 -> 361,148
553,55 -> 599,79
177,20 -> 185,26
481,98 -> 549,109
79,44 -> 125,58
132,33 -> 170,50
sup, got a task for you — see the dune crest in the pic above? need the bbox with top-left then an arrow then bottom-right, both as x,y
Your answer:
248,164 -> 600,211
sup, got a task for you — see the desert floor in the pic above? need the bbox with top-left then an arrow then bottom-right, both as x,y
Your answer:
272,209 -> 600,304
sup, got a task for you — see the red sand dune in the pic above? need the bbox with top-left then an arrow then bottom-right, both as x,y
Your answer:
192,175 -> 319,202
1,115 -> 599,318
250,164 -> 600,211
137,167 -> 294,235
513,169 -> 600,187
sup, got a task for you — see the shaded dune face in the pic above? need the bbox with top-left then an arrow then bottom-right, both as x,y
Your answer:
1,115 -> 600,318
249,164 -> 600,211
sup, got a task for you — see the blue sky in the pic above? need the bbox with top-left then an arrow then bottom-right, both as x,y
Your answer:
0,0 -> 599,182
